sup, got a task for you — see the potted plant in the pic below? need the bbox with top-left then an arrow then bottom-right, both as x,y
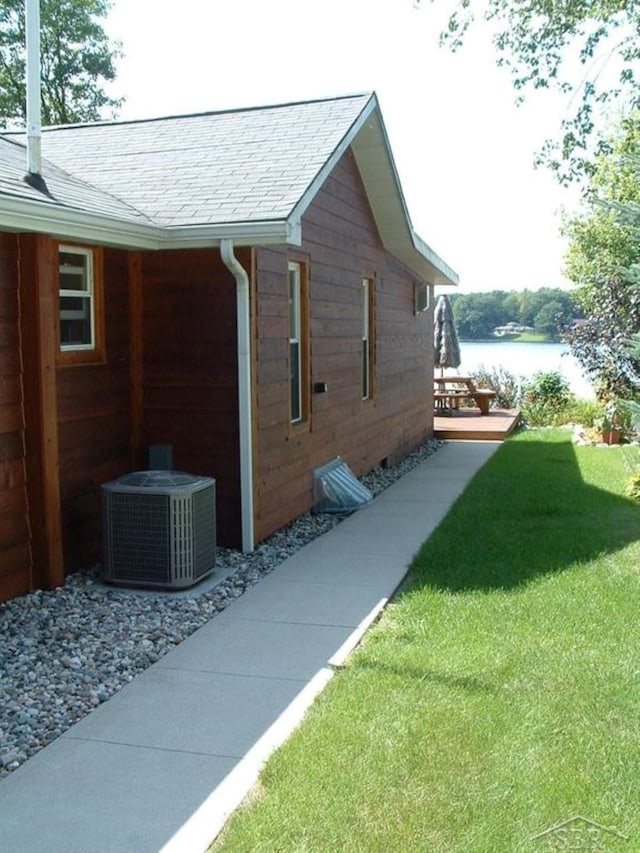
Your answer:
595,398 -> 625,444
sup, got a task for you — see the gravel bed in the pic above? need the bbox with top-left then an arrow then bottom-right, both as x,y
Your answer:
0,439 -> 443,777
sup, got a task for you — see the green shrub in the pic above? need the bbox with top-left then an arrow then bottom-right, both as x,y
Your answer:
518,371 -> 577,427
521,397 -> 598,428
521,400 -> 564,427
471,365 -> 524,409
523,370 -> 573,411
561,398 -> 602,427
470,367 -> 607,430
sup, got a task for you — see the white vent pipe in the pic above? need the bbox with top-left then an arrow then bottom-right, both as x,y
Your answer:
220,239 -> 255,553
25,0 -> 42,176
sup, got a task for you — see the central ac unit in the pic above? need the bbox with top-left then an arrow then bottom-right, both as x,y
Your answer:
101,471 -> 216,589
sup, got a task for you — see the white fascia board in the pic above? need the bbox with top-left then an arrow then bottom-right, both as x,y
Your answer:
412,232 -> 459,286
350,108 -> 415,247
163,218 -> 301,249
289,93 -> 378,223
351,114 -> 459,286
285,93 -> 458,287
0,195 -> 163,248
0,195 -> 301,250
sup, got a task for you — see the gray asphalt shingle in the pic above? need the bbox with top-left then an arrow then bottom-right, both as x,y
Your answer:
3,94 -> 371,228
0,135 -> 153,224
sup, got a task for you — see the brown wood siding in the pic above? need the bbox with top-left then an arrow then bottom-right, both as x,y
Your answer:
140,249 -> 243,547
0,233 -> 31,601
254,150 -> 433,541
56,248 -> 132,571
18,234 -> 64,591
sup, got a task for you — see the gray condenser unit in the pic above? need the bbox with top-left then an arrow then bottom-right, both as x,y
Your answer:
101,471 -> 216,589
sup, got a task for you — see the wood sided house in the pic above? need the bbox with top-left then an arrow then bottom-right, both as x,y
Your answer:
0,92 -> 458,603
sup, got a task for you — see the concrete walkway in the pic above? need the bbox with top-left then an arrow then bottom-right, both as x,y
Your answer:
0,441 -> 500,853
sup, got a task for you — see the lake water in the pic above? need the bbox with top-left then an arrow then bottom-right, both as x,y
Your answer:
456,341 -> 594,399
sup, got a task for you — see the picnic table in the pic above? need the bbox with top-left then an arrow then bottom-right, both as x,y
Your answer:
434,375 -> 497,415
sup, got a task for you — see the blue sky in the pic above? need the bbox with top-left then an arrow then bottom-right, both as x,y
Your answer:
104,0 -> 579,293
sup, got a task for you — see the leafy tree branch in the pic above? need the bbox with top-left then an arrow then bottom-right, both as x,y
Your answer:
0,0 -> 123,127
419,0 -> 640,182
563,116 -> 640,394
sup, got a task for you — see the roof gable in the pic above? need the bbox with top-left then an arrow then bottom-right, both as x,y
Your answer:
0,93 -> 457,284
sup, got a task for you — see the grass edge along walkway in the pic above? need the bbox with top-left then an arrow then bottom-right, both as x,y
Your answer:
212,431 -> 639,852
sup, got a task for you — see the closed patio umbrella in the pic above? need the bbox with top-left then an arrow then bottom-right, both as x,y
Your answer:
434,294 -> 461,376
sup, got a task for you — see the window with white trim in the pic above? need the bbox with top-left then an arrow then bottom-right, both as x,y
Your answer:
362,277 -> 374,400
59,246 -> 95,351
289,261 -> 303,423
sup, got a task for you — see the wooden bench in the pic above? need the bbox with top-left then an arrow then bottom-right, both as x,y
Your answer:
434,377 -> 497,415
434,390 -> 467,411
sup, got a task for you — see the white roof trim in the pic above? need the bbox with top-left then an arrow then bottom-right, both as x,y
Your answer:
350,103 -> 457,286
289,93 -> 379,223
0,196 -> 163,248
288,94 -> 457,286
412,232 -> 459,286
0,94 -> 456,282
165,219 -> 301,249
0,195 -> 301,250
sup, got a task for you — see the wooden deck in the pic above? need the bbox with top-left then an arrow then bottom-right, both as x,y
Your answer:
434,407 -> 521,441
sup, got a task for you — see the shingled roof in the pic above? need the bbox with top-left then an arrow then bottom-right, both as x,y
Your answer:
0,135 -> 153,223
0,93 -> 457,285
26,94 -> 370,228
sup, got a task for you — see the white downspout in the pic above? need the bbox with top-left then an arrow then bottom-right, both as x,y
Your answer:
25,0 -> 41,176
220,239 -> 255,553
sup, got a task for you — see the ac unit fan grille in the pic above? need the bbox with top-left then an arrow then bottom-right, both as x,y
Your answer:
106,492 -> 172,584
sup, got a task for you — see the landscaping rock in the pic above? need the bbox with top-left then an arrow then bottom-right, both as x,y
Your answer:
0,438 -> 442,777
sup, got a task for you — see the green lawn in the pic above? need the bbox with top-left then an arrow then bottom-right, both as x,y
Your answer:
212,431 -> 639,852
513,331 -> 553,343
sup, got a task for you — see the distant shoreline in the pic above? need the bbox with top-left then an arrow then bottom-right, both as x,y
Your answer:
459,336 -> 559,344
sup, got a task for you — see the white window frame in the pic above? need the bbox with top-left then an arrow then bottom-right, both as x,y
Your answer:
59,245 -> 95,352
362,278 -> 373,400
289,261 -> 303,424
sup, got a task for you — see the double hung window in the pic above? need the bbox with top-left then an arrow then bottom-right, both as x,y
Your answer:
59,246 -> 94,349
288,260 -> 309,424
58,245 -> 103,364
289,262 -> 302,422
361,278 -> 374,400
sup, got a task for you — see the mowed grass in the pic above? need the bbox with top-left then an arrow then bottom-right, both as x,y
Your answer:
212,432 -> 640,852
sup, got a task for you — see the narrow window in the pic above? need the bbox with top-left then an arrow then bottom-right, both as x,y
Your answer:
362,278 -> 374,400
57,245 -> 104,365
289,261 -> 303,423
59,246 -> 95,350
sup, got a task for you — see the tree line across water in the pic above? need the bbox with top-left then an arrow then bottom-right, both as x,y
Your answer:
448,288 -> 581,341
